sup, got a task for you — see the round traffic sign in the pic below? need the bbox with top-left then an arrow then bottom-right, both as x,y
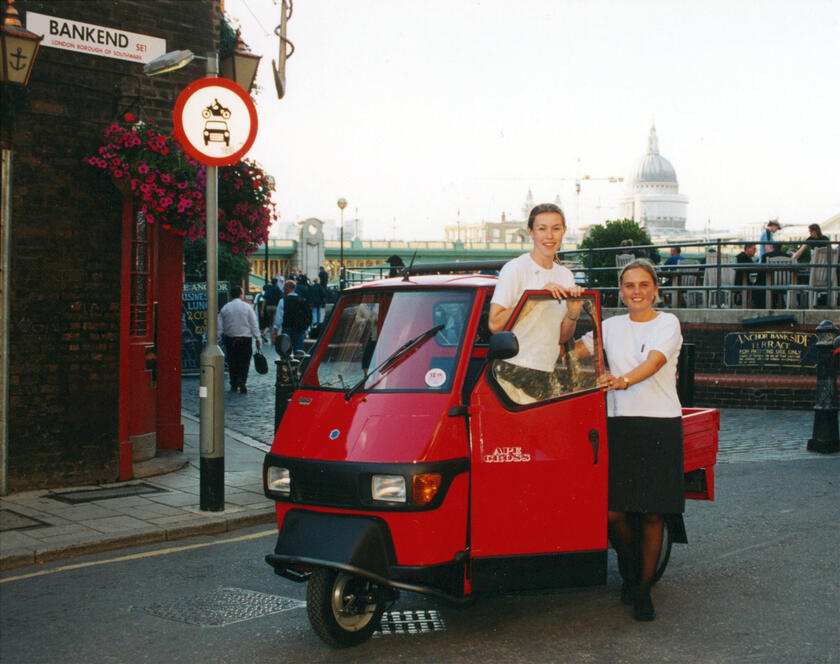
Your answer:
172,76 -> 258,166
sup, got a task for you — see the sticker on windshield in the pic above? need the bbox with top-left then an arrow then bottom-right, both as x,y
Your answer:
425,368 -> 447,388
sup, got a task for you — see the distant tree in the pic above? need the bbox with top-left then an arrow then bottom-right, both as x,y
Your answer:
578,219 -> 652,287
184,238 -> 251,287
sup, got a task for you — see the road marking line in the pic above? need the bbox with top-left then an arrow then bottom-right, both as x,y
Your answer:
0,529 -> 276,584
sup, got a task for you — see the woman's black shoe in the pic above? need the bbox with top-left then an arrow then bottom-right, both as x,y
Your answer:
633,591 -> 655,621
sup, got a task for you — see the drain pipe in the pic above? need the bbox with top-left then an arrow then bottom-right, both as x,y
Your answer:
0,149 -> 12,495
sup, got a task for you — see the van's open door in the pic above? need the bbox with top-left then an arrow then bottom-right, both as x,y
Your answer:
467,292 -> 608,592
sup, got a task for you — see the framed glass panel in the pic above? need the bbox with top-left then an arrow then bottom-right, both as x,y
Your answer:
489,293 -> 600,406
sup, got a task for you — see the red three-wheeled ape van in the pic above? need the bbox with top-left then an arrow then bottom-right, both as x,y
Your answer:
262,264 -> 719,647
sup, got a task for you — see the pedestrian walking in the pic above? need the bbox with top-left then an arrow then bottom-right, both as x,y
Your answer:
217,285 -> 261,394
308,277 -> 326,325
262,278 -> 282,340
271,280 -> 294,344
280,279 -> 312,352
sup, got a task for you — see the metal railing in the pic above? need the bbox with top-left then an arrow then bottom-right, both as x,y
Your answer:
340,239 -> 838,309
560,238 -> 837,309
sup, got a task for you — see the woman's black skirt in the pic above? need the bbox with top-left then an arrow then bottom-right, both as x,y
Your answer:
607,416 -> 685,514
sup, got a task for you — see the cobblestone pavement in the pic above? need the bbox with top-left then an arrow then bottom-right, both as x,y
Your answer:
181,341 -> 283,451
182,351 -> 824,462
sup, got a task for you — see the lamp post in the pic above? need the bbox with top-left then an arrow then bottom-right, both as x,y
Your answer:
144,44 -> 261,511
1,0 -> 41,496
337,197 -> 347,290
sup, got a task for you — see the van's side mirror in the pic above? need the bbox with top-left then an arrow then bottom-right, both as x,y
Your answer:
487,331 -> 518,360
275,333 -> 292,358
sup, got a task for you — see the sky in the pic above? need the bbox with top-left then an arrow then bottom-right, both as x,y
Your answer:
223,0 -> 840,241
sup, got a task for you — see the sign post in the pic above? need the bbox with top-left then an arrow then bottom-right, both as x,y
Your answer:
172,57 -> 258,511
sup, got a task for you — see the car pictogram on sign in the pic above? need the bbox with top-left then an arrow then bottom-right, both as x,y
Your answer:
203,120 -> 230,146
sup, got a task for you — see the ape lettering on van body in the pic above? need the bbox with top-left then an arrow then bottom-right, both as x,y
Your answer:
483,447 -> 531,463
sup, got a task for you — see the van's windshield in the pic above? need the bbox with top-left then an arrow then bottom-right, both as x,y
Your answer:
301,289 -> 474,394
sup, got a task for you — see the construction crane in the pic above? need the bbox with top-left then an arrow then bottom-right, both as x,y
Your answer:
556,159 -> 624,235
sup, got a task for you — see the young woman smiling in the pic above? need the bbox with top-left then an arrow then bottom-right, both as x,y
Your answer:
580,258 -> 684,621
487,204 -> 584,401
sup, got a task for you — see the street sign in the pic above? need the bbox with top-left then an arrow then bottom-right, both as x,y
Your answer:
172,76 -> 258,166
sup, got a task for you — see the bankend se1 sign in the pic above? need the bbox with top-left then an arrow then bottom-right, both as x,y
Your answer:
173,77 -> 258,166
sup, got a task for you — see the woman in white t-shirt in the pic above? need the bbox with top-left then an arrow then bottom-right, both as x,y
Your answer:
580,258 -> 684,622
488,203 -> 583,400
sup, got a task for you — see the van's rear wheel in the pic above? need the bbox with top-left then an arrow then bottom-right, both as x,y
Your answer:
614,517 -> 673,585
307,567 -> 385,648
652,518 -> 673,584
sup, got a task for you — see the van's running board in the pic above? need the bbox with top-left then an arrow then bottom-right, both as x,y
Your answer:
265,553 -> 474,605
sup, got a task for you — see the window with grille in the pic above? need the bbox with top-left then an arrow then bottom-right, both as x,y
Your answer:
130,210 -> 151,336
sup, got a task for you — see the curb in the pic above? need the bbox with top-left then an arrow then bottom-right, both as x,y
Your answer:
1,509 -> 275,572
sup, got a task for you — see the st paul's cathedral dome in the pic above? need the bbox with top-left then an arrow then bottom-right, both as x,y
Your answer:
620,124 -> 688,231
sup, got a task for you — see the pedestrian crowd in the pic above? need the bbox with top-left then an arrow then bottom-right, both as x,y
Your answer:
219,266 -> 332,395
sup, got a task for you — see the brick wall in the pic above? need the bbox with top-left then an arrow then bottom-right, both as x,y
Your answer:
683,323 -> 819,410
4,1 -> 219,491
602,309 -> 828,411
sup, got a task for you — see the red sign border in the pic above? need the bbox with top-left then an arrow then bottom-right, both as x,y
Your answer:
173,76 -> 258,167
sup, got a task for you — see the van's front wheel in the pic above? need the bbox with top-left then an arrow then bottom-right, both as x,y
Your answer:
307,567 -> 386,647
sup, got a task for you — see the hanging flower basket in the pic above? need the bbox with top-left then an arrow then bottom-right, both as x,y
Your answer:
86,114 -> 275,255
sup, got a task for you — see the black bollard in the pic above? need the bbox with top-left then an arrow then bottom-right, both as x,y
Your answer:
807,320 -> 839,454
274,358 -> 295,433
677,343 -> 696,407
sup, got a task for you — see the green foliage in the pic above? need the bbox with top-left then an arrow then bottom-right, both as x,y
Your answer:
219,14 -> 237,60
578,219 -> 652,287
184,238 -> 251,285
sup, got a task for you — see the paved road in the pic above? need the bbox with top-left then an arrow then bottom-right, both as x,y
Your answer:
2,457 -> 837,663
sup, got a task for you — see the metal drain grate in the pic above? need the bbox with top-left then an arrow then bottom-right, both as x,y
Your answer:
0,509 -> 49,532
48,482 -> 168,504
138,587 -> 305,627
375,610 -> 446,636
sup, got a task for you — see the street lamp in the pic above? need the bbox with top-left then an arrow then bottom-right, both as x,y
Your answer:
220,29 -> 261,94
144,45 -> 260,511
1,0 -> 41,495
0,0 -> 42,87
337,197 -> 347,289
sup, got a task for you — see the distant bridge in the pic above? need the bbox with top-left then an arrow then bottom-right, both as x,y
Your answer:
248,238 -> 561,285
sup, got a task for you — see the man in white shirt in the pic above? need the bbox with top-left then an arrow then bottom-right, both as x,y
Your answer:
218,285 -> 261,394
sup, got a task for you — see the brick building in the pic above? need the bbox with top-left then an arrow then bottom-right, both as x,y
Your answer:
1,0 -> 220,492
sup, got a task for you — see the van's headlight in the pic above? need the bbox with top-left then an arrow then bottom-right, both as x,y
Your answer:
371,475 -> 406,502
266,467 -> 290,496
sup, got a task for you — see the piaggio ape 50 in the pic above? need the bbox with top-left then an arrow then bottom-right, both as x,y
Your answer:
262,264 -> 719,647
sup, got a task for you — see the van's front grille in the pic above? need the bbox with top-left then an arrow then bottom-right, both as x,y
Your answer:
264,454 -> 469,512
291,465 -> 358,508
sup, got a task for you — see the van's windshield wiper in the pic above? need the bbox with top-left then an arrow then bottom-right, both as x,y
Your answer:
344,324 -> 444,401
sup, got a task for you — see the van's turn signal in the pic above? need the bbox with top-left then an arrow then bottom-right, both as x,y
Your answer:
412,473 -> 442,506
